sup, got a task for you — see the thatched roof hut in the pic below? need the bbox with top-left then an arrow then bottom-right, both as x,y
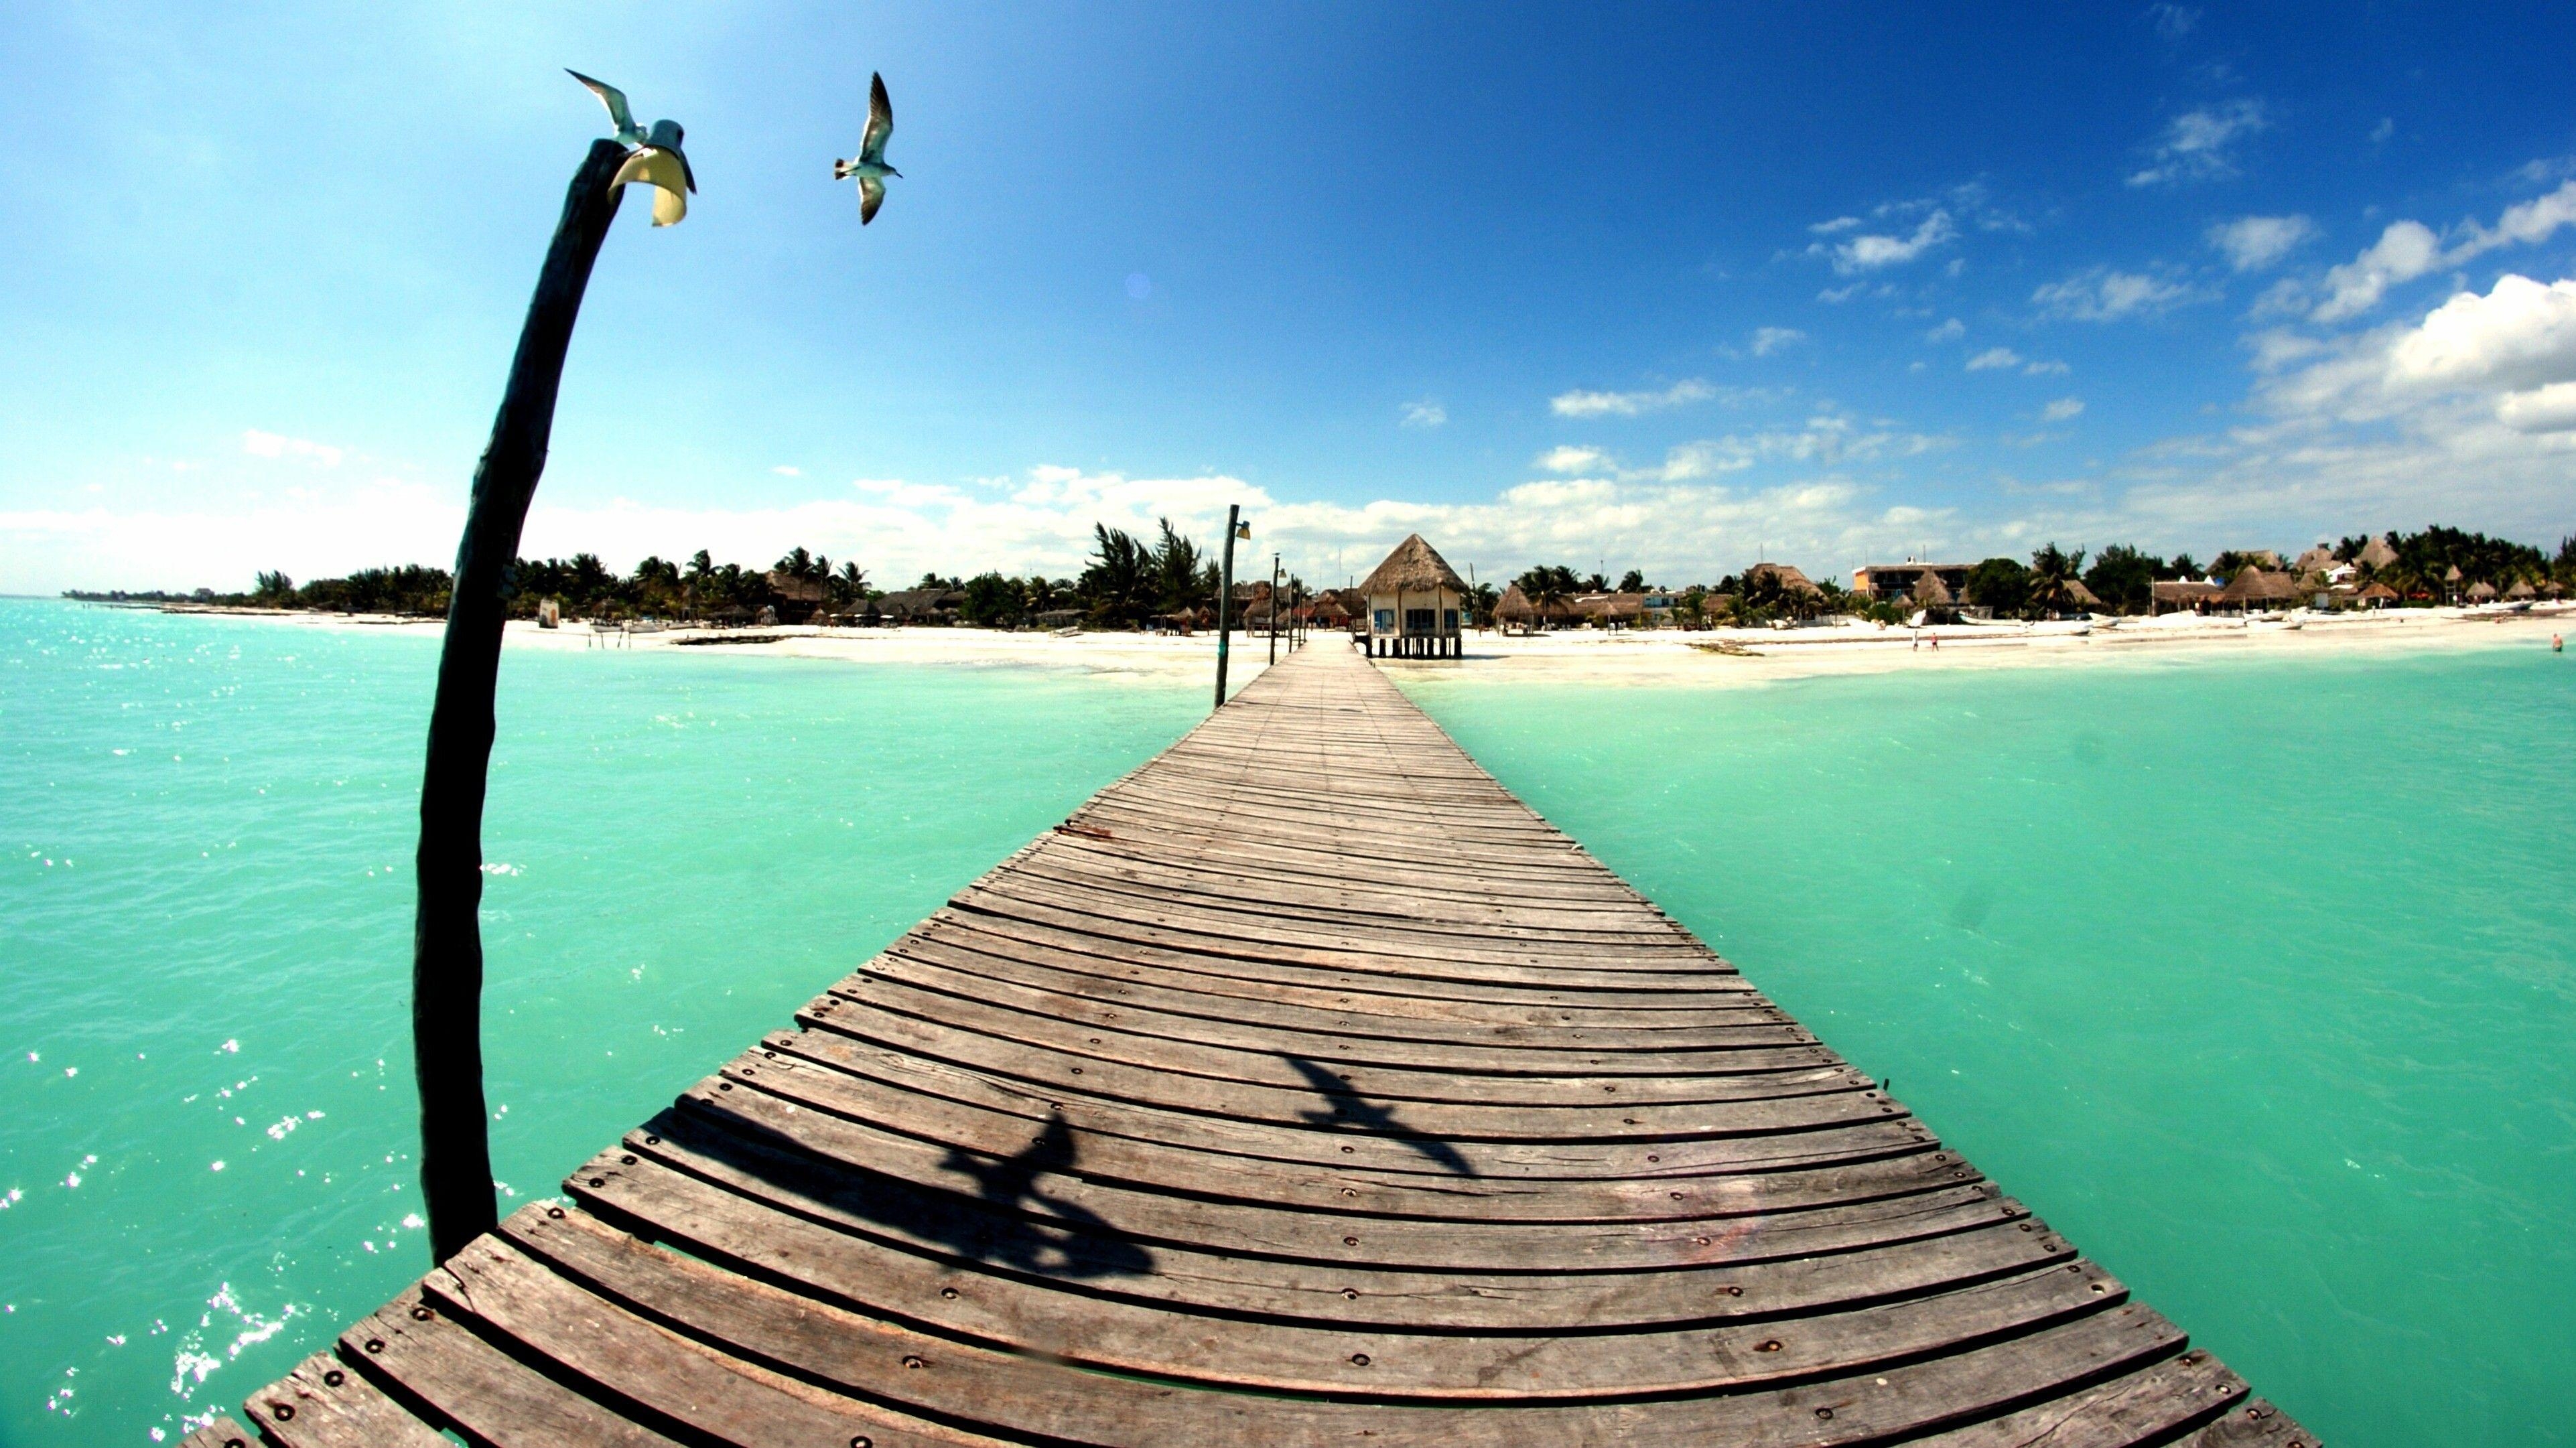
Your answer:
2356,534 -> 2399,570
1571,592 -> 1645,627
2218,568 -> 2303,609
2466,579 -> 2499,602
1359,534 -> 1472,657
2356,580 -> 2400,607
2504,577 -> 2537,601
1910,571 -> 1954,606
1743,561 -> 1823,596
2063,577 -> 2103,609
765,569 -> 827,605
1494,583 -> 1541,628
1357,534 -> 1470,597
2151,579 -> 2222,611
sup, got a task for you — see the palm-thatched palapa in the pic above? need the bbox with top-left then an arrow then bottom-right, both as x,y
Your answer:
1359,534 -> 1472,658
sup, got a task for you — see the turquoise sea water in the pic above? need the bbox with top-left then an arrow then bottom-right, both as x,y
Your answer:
1402,646 -> 2576,1448
0,600 -> 1203,1445
5,601 -> 2571,1445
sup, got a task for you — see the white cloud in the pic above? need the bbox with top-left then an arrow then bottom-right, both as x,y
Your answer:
1548,378 -> 1717,418
1829,210 -> 1956,273
2041,397 -> 2086,422
2455,178 -> 2576,257
1965,347 -> 2023,371
2033,267 -> 2209,321
1808,216 -> 1862,234
2312,220 -> 2443,323
2386,274 -> 2576,394
2023,359 -> 2072,375
770,465 -> 802,477
1535,445 -> 1610,474
2145,269 -> 2576,537
2149,4 -> 2201,40
1749,326 -> 1807,356
2126,99 -> 2267,187
241,430 -> 344,467
2208,214 -> 2317,272
2370,117 -> 2395,144
2496,381 -> 2576,433
2310,181 -> 2576,322
1400,399 -> 1447,429
1924,317 -> 1966,343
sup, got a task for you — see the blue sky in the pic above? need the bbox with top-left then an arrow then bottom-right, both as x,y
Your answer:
5,1 -> 2576,592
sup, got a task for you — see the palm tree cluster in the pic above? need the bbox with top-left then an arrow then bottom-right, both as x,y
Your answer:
2354,526 -> 2559,599
1077,518 -> 1222,626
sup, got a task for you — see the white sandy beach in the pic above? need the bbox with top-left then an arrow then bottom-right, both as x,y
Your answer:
147,601 -> 2576,689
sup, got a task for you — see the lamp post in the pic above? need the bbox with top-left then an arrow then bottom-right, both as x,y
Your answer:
1213,508 -> 1247,709
412,133 -> 679,1264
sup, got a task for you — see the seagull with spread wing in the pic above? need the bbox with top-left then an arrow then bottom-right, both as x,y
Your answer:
567,69 -> 696,226
833,72 -> 900,224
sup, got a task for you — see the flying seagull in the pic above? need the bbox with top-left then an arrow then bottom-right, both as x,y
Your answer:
567,69 -> 696,226
833,72 -> 900,224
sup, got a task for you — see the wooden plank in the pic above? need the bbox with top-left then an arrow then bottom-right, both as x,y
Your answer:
424,1232 -> 996,1447
746,1025 -> 1957,1193
598,1115 -> 2035,1289
334,1291 -> 685,1447
2176,1398 -> 2318,1447
569,1149 -> 2065,1335
1905,1348 -> 2249,1445
234,1352 -> 449,1447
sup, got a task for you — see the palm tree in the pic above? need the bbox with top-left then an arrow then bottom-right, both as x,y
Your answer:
1521,565 -> 1577,628
1150,518 -> 1209,618
1079,522 -> 1158,626
831,561 -> 869,608
2028,542 -> 2086,616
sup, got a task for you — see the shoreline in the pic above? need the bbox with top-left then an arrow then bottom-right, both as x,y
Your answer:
82,598 -> 2576,689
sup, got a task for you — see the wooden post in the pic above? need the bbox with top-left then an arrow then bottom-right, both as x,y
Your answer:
1213,504 -> 1240,709
413,139 -> 630,1264
1268,554 -> 1280,666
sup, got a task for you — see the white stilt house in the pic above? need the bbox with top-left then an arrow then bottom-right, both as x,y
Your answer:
1359,534 -> 1470,659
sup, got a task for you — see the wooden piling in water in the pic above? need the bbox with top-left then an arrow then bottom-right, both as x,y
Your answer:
412,139 -> 629,1264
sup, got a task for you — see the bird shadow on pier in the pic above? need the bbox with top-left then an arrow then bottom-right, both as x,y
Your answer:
1284,1055 -> 1477,1177
650,1102 -> 1153,1281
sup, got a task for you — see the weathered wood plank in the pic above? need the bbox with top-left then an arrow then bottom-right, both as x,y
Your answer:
233,1352 -> 448,1447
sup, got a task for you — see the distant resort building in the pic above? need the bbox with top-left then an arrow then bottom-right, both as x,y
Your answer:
1493,582 -> 1548,634
2216,567 -> 2307,613
874,587 -> 965,625
1359,534 -> 1469,658
2151,579 -> 2223,614
1852,561 -> 1972,601
1741,561 -> 1824,599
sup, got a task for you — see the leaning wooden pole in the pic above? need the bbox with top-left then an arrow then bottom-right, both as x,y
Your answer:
413,138 -> 629,1264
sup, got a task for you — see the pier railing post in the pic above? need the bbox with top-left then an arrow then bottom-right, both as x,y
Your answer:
413,139 -> 629,1264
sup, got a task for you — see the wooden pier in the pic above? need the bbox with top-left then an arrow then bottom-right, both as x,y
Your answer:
196,642 -> 2310,1446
